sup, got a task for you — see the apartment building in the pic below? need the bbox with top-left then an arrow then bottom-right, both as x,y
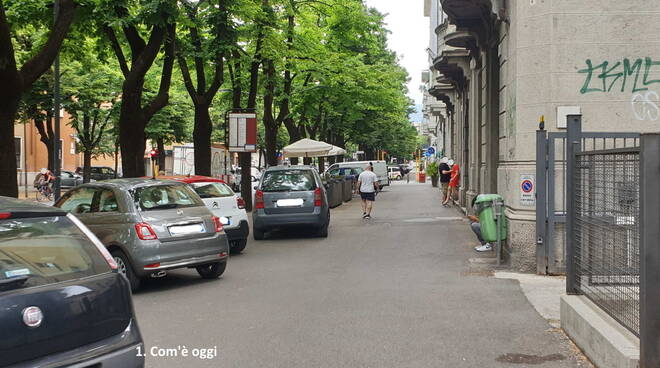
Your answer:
423,0 -> 660,272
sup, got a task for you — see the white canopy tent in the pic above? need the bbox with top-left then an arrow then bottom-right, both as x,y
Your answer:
325,145 -> 346,156
282,138 -> 333,158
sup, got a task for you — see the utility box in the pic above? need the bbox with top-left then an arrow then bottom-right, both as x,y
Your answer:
475,194 -> 508,242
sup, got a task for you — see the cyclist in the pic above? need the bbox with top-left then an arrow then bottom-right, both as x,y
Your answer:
38,168 -> 55,197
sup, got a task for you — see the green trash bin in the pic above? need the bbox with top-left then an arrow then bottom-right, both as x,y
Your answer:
474,194 -> 507,242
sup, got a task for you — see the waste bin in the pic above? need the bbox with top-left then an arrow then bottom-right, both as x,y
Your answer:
329,179 -> 342,208
417,172 -> 426,183
474,194 -> 507,242
341,178 -> 351,202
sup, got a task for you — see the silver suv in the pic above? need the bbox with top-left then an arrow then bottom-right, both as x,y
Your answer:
54,179 -> 229,291
252,166 -> 330,240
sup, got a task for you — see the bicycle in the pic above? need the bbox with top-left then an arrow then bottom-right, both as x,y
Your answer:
36,183 -> 54,202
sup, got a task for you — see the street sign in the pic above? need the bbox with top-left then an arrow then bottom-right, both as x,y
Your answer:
520,174 -> 535,206
427,147 -> 435,156
228,112 -> 257,152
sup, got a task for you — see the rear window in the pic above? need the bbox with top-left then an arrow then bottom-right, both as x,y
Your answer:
0,216 -> 110,290
261,170 -> 317,192
134,184 -> 204,211
191,182 -> 234,198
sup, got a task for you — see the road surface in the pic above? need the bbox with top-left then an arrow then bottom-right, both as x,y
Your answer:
132,181 -> 588,367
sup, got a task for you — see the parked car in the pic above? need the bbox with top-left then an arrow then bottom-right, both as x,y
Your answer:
76,166 -> 118,181
0,196 -> 144,367
163,176 -> 250,255
388,166 -> 402,180
54,178 -> 229,291
325,166 -> 363,180
253,165 -> 330,240
325,161 -> 389,188
60,170 -> 83,189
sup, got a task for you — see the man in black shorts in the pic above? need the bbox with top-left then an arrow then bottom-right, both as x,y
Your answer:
356,163 -> 379,219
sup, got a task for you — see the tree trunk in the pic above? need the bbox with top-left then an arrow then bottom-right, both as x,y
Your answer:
157,137 -> 166,171
113,137 -> 120,178
318,157 -> 325,173
192,103 -> 212,175
239,153 -> 251,209
0,97 -> 20,197
82,150 -> 92,183
119,112 -> 147,177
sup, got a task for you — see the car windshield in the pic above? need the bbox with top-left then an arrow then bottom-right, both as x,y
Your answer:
191,182 -> 234,198
0,215 -> 109,290
261,170 -> 317,192
134,184 -> 204,211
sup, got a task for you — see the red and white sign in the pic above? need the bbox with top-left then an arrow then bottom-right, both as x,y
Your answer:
520,174 -> 535,206
228,113 -> 257,152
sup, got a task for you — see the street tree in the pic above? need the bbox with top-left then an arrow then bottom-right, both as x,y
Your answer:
62,59 -> 122,183
98,0 -> 177,177
177,0 -> 233,176
0,0 -> 77,197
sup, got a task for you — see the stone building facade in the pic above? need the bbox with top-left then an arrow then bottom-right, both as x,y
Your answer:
423,0 -> 660,272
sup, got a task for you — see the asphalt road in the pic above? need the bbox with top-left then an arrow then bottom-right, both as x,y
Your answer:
132,182 -> 588,368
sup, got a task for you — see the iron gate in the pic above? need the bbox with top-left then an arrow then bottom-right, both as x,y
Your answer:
536,125 -> 639,275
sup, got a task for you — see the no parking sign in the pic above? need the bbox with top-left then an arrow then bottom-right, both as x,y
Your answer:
520,175 -> 535,206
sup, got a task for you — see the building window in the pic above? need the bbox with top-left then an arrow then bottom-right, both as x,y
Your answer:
14,137 -> 22,170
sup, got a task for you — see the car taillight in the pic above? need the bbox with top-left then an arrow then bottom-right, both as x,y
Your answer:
255,190 -> 264,209
237,197 -> 246,209
314,188 -> 322,207
212,216 -> 224,233
0,212 -> 10,219
135,223 -> 158,240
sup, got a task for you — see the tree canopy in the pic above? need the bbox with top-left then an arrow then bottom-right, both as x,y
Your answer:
0,0 -> 419,198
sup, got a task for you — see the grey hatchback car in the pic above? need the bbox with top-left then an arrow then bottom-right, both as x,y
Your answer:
253,165 -> 330,240
54,179 -> 229,291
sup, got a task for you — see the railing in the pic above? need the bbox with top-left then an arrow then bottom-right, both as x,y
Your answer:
573,147 -> 640,335
564,115 -> 660,367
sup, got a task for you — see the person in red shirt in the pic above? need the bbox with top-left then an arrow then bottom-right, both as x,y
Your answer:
442,159 -> 460,206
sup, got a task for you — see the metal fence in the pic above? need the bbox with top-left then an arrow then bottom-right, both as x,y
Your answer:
537,129 -> 639,275
573,147 -> 640,335
564,115 -> 660,367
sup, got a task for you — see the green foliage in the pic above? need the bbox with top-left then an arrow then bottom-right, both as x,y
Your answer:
426,161 -> 439,178
10,0 -> 419,167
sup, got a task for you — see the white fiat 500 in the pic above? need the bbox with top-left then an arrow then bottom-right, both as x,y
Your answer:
165,176 -> 250,254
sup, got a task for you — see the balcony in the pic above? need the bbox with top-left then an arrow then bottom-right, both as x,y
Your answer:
440,0 -> 493,26
444,29 -> 477,51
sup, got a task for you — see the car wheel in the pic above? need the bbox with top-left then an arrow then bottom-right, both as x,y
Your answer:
231,239 -> 247,254
396,175 -> 401,180
196,261 -> 227,279
111,250 -> 141,292
253,227 -> 265,240
317,218 -> 329,238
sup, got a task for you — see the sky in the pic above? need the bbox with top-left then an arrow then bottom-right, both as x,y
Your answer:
363,0 -> 429,106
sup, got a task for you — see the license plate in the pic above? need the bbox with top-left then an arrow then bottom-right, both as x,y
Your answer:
276,198 -> 304,207
169,223 -> 206,236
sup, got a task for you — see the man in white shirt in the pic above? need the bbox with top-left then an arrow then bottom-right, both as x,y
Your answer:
356,163 -> 379,219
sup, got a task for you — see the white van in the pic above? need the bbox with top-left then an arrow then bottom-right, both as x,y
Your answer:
325,161 -> 389,187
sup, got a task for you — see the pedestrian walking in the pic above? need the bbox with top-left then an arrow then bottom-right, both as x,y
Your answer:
439,157 -> 451,204
442,159 -> 460,206
356,163 -> 379,219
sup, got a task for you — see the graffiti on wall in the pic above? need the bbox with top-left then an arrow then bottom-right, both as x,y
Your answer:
631,91 -> 660,121
578,58 -> 660,120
